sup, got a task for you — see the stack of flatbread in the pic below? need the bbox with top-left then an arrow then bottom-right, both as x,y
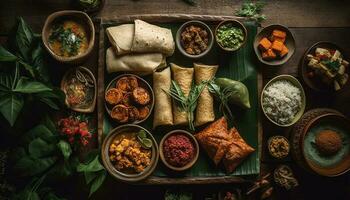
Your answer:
106,20 -> 175,75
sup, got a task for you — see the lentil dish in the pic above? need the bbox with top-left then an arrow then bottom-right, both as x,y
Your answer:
109,132 -> 152,173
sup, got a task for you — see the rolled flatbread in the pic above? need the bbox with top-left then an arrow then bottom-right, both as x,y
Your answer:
106,20 -> 175,57
106,24 -> 134,55
170,63 -> 194,125
194,63 -> 218,126
132,20 -> 175,57
106,47 -> 166,76
153,67 -> 173,128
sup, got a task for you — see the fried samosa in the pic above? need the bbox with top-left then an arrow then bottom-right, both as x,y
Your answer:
194,117 -> 231,165
223,127 -> 255,173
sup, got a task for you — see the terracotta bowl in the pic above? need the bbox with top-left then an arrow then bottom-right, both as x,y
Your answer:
300,41 -> 350,93
101,124 -> 159,182
290,109 -> 350,177
215,20 -> 247,52
301,113 -> 350,177
42,10 -> 95,64
176,20 -> 214,59
159,130 -> 199,171
254,24 -> 295,66
105,74 -> 154,125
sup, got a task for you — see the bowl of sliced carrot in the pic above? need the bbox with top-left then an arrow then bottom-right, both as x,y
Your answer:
254,24 -> 295,66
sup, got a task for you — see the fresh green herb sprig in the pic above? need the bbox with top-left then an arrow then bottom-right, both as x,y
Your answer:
207,80 -> 234,120
165,80 -> 207,131
137,130 -> 152,149
235,1 -> 266,23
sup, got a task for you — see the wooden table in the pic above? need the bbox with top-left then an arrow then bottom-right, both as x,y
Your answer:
1,1 -> 350,200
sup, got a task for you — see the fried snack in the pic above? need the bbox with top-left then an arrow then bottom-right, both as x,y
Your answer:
194,117 -> 231,165
223,127 -> 255,173
111,104 -> 129,123
128,76 -> 139,90
194,63 -> 218,126
105,88 -> 123,105
171,63 -> 194,125
259,37 -> 272,51
153,67 -> 173,128
128,106 -> 140,121
138,106 -> 150,120
132,87 -> 151,105
116,77 -> 131,91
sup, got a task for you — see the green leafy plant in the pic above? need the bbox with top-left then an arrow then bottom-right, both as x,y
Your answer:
0,18 -> 64,126
235,1 -> 266,23
165,80 -> 207,131
137,130 -> 152,149
207,80 -> 234,120
77,150 -> 106,198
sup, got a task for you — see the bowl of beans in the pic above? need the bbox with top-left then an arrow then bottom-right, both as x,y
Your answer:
159,130 -> 199,171
176,20 -> 214,59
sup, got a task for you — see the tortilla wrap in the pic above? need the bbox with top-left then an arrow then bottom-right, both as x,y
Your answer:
106,47 -> 166,76
106,24 -> 134,55
153,67 -> 173,128
132,20 -> 175,56
170,63 -> 194,125
194,63 -> 218,126
106,20 -> 175,57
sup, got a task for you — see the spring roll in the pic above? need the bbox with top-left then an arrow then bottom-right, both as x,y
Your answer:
153,67 -> 173,128
170,63 -> 194,125
194,63 -> 218,126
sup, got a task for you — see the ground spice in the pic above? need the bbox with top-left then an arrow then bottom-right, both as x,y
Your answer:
163,133 -> 195,167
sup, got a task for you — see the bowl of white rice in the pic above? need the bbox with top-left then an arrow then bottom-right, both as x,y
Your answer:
261,75 -> 306,127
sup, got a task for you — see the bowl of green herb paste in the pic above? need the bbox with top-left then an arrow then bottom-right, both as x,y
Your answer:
215,20 -> 247,52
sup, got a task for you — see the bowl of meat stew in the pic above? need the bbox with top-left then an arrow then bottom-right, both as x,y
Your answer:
176,20 -> 214,59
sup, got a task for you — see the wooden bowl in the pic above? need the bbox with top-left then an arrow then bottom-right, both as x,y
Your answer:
254,24 -> 295,66
159,130 -> 199,171
101,124 -> 159,182
105,74 -> 154,124
261,75 -> 306,127
215,20 -> 247,52
42,10 -> 95,64
300,41 -> 350,93
61,66 -> 96,113
301,113 -> 350,177
176,20 -> 214,59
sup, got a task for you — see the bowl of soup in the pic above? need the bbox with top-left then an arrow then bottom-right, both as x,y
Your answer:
42,10 -> 95,63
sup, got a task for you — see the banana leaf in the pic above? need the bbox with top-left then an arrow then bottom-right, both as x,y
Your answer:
102,21 -> 260,177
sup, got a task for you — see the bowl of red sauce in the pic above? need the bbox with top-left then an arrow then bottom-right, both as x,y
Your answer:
159,130 -> 199,171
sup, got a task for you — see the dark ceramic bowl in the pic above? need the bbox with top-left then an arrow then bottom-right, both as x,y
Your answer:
215,20 -> 247,52
254,24 -> 295,66
300,41 -> 350,93
159,130 -> 199,171
101,124 -> 159,182
42,10 -> 95,64
176,20 -> 214,59
105,74 -> 154,124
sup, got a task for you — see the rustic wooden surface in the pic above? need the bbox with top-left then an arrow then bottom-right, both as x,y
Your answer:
1,0 -> 350,200
1,0 -> 350,33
